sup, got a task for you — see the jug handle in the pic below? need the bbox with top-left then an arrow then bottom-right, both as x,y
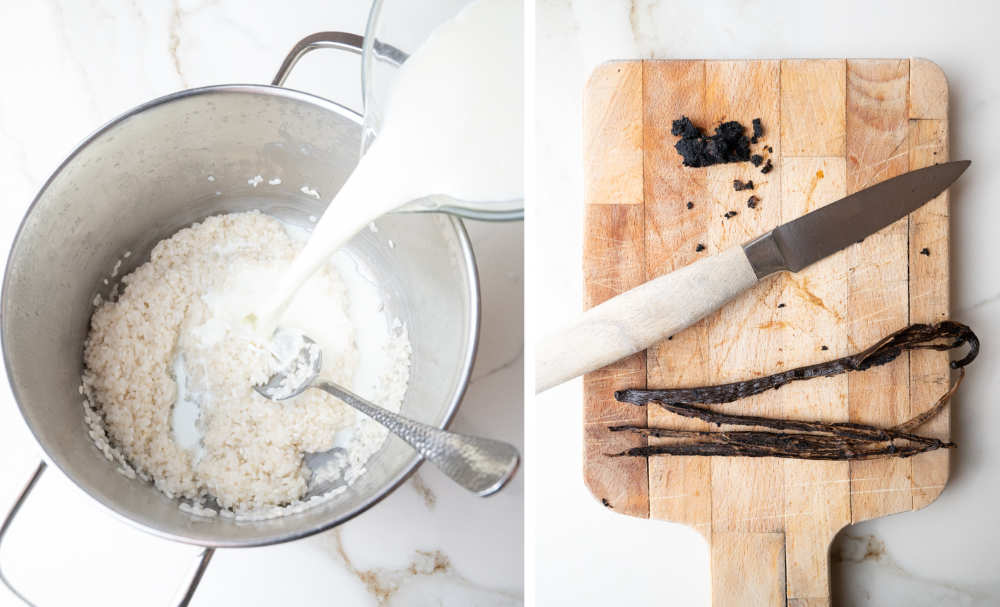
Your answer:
0,462 -> 215,607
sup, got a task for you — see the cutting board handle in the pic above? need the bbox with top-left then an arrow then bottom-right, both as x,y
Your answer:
712,531 -> 834,606
536,245 -> 758,392
711,532 -> 791,606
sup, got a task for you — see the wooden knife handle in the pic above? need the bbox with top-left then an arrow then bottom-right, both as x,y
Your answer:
535,245 -> 759,392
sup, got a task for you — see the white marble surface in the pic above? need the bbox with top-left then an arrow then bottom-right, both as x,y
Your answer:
0,1 -> 522,605
534,0 -> 1000,605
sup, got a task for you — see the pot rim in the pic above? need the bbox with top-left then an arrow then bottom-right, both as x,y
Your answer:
1,83 -> 481,548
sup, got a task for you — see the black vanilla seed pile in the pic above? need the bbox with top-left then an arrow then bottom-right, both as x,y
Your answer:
671,116 -> 774,175
671,116 -> 751,167
671,116 -> 775,225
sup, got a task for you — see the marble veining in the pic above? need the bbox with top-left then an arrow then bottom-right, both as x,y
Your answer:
168,0 -> 189,88
44,0 -> 103,117
316,529 -> 520,606
832,533 -> 991,605
409,471 -> 437,510
957,290 -> 1000,315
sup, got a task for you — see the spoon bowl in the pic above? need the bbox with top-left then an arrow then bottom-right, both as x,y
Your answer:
255,331 -> 323,401
256,330 -> 520,497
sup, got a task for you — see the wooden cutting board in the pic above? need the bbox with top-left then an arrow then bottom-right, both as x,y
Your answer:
582,59 -> 950,606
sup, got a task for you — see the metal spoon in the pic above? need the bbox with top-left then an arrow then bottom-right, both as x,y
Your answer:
255,332 -> 520,497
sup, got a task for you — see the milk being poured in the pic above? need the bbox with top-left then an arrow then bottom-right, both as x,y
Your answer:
253,0 -> 522,332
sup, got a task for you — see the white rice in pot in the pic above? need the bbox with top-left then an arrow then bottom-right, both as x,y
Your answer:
81,211 -> 411,518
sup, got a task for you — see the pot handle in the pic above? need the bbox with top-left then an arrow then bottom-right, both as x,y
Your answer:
0,461 -> 215,607
271,31 -> 407,114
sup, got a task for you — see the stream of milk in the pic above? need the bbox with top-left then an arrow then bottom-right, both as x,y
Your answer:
251,0 -> 523,333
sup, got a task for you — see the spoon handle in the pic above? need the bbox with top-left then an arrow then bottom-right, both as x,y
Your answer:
315,381 -> 519,496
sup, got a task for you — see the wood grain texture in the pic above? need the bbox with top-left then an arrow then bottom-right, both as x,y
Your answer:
711,532 -> 786,607
845,59 -> 912,523
909,59 -> 949,119
704,60 -> 785,537
583,205 -> 649,517
908,118 -> 950,509
583,62 -> 643,205
907,59 -> 951,510
581,60 -> 648,517
580,58 -> 950,605
642,60 -> 714,532
780,60 -> 846,157
777,67 -> 851,607
779,157 -> 850,602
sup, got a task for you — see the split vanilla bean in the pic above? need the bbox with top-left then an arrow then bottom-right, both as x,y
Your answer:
608,439 -> 948,461
608,370 -> 964,460
615,322 -> 977,407
606,322 -> 975,461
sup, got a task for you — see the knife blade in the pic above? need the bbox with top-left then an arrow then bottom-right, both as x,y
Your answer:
536,160 -> 970,393
744,161 -> 970,278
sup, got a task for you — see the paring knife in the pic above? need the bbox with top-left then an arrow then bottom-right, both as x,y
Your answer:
536,160 -> 970,393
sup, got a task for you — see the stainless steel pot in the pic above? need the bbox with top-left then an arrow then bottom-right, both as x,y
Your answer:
0,33 -> 479,605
